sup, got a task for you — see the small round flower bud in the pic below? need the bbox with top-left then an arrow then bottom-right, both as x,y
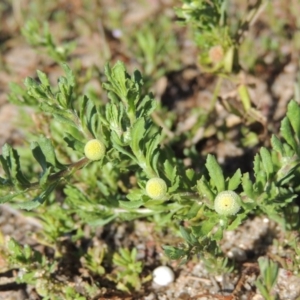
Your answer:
214,190 -> 241,216
152,266 -> 175,286
146,177 -> 167,200
208,45 -> 224,64
84,139 -> 106,161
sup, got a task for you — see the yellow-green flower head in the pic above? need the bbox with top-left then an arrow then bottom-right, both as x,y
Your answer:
84,139 -> 106,161
146,177 -> 167,200
214,191 -> 241,216
208,45 -> 224,64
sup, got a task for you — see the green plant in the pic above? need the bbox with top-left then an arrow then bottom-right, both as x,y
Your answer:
177,0 -> 267,73
175,0 -> 270,149
128,16 -> 180,81
2,61 -> 300,256
22,19 -> 76,63
1,53 -> 300,298
109,248 -> 147,293
81,243 -> 107,277
0,0 -> 300,298
255,257 -> 279,300
4,238 -> 86,300
271,231 -> 300,276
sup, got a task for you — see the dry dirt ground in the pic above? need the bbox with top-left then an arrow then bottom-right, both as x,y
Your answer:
1,0 -> 300,299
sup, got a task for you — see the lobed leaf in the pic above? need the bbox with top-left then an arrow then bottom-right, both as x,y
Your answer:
192,220 -> 218,239
36,70 -> 50,87
63,134 -> 85,153
180,226 -> 197,245
130,118 -> 146,160
1,144 -> 30,187
280,117 -> 298,153
0,147 -> 11,181
260,147 -> 274,179
145,131 -> 161,168
205,154 -> 225,192
11,182 -> 57,210
119,200 -> 144,209
163,245 -> 186,260
61,63 -> 75,87
241,172 -> 254,198
0,190 -> 27,204
126,188 -> 145,201
8,82 -> 38,106
78,211 -> 116,227
31,141 -> 47,171
227,168 -> 241,190
253,154 -> 267,190
286,100 -> 300,144
39,167 -> 52,188
197,177 -> 215,203
185,168 -> 196,184
271,135 -> 285,156
35,136 -> 62,169
163,159 -> 176,182
136,95 -> 156,118
103,62 -> 127,101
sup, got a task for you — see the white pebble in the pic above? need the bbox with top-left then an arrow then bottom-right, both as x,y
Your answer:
152,266 -> 175,286
112,29 -> 122,38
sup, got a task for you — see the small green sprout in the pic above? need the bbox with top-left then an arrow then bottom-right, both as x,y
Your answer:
255,257 -> 279,300
35,278 -> 49,297
145,177 -> 167,200
84,139 -> 106,161
181,2 -> 197,20
214,190 -> 241,216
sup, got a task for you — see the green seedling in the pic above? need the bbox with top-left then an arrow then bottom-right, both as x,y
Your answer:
22,19 -> 76,63
177,0 -> 267,74
255,257 -> 279,300
109,248 -> 146,293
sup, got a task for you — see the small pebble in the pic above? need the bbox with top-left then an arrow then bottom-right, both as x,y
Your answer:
252,294 -> 264,300
227,246 -> 247,261
152,266 -> 175,286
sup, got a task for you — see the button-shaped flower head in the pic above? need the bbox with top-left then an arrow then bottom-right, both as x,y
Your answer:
84,139 -> 106,161
214,190 -> 241,216
209,45 -> 224,64
146,177 -> 167,200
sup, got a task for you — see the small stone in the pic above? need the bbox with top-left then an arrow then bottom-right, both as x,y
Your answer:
252,294 -> 264,300
152,266 -> 175,286
227,247 -> 247,262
